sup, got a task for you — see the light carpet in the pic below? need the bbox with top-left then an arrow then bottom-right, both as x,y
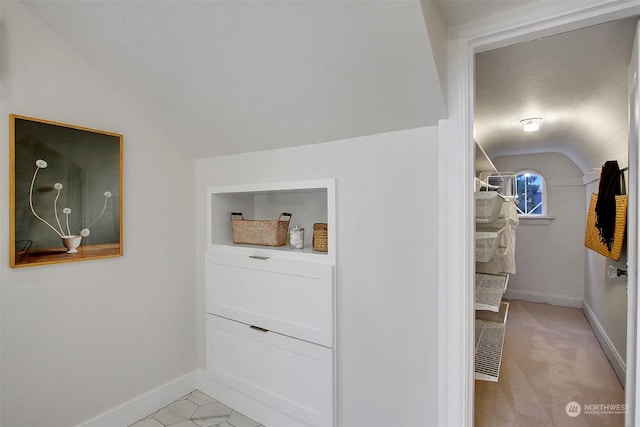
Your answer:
475,300 -> 625,426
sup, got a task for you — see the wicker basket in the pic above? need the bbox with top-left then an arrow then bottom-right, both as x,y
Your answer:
584,193 -> 627,260
231,212 -> 292,246
313,223 -> 328,252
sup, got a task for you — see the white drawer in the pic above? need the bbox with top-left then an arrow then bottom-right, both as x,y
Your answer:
206,314 -> 334,427
205,250 -> 334,347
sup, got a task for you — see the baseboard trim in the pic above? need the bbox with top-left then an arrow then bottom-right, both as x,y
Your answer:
77,371 -> 198,427
195,370 -> 315,427
503,289 -> 583,308
582,301 -> 626,387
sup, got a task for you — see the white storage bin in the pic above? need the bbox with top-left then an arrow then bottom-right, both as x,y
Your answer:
475,191 -> 503,223
476,301 -> 510,324
475,225 -> 505,262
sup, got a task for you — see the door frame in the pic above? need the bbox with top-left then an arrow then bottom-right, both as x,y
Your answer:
627,24 -> 639,425
438,2 -> 640,426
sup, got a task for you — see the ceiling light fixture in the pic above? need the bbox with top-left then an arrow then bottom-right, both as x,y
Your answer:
520,117 -> 543,132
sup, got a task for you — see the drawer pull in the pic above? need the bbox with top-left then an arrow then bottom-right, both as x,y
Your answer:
249,255 -> 270,260
250,325 -> 269,333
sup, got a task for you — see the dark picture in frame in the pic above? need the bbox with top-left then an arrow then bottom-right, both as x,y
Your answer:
10,115 -> 123,267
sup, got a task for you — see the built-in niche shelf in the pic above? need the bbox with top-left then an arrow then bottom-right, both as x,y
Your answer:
207,179 -> 336,264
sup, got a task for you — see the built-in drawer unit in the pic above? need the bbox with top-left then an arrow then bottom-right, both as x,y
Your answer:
206,314 -> 334,427
206,250 -> 334,347
204,180 -> 336,426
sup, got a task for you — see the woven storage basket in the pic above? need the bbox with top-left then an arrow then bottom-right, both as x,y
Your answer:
231,212 -> 292,246
313,223 -> 328,252
584,193 -> 627,261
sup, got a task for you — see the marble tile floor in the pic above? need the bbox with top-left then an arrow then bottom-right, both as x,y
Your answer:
130,390 -> 265,427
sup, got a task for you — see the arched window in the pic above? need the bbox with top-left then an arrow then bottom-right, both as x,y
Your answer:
513,170 -> 547,216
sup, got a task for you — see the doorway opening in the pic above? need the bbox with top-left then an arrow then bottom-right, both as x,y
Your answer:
436,4 -> 640,427
472,15 -> 637,427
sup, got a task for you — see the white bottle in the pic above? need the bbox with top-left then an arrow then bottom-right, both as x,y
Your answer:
290,226 -> 304,249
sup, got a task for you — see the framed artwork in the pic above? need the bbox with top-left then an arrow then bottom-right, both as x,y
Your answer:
10,115 -> 123,267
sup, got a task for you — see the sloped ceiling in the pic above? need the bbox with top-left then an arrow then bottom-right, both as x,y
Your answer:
435,0 -> 537,27
21,0 -> 447,159
475,18 -> 638,175
18,0 -> 637,172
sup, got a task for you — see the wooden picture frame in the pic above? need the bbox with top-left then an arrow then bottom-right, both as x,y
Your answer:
10,115 -> 123,267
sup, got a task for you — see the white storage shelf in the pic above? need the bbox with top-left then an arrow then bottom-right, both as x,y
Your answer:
474,188 -> 513,384
475,317 -> 507,382
475,273 -> 509,312
475,301 -> 509,382
208,180 -> 335,264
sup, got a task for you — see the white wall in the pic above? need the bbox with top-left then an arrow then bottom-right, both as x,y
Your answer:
0,3 -> 196,426
492,153 -> 586,306
583,178 -> 628,384
195,127 -> 439,426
